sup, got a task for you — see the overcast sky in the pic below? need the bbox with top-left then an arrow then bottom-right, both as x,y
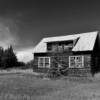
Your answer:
0,0 -> 100,62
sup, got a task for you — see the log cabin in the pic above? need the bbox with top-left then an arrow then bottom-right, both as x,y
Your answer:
33,31 -> 100,76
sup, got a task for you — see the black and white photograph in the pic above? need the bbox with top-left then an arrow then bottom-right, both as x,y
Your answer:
0,0 -> 100,100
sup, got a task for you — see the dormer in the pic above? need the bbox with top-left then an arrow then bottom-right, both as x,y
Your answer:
46,39 -> 78,52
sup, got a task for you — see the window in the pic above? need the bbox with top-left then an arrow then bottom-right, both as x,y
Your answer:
47,43 -> 52,51
63,41 -> 73,51
38,57 -> 50,68
69,56 -> 84,68
52,44 -> 58,52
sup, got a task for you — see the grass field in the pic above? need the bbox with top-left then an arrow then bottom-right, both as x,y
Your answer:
0,73 -> 100,100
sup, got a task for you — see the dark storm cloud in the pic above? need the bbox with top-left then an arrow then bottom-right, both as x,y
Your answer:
0,0 -> 99,62
0,0 -> 99,51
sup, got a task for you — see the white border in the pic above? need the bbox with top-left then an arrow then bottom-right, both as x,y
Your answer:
69,55 -> 84,68
38,57 -> 51,68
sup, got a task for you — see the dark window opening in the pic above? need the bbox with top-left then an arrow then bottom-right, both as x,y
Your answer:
47,43 -> 52,51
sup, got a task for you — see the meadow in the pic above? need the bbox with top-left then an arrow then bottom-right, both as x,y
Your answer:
0,72 -> 100,100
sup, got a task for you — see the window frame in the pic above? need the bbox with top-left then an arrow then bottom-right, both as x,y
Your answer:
38,57 -> 51,68
69,56 -> 84,68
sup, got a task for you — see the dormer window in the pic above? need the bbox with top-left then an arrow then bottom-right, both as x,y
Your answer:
63,41 -> 73,51
47,43 -> 52,51
58,42 -> 63,52
46,40 -> 74,52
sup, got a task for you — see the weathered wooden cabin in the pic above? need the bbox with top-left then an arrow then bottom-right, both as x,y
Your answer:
33,31 -> 100,76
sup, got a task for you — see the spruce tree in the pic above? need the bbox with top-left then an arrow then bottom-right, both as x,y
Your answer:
3,45 -> 18,68
0,47 -> 4,68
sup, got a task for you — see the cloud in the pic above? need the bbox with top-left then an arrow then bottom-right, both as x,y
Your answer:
0,16 -> 33,63
16,48 -> 34,63
0,23 -> 18,49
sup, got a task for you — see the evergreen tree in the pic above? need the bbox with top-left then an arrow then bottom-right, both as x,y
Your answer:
3,45 -> 18,68
0,47 -> 4,68
0,45 -> 25,69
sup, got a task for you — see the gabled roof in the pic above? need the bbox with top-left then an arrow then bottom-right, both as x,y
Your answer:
33,31 -> 98,53
72,31 -> 98,51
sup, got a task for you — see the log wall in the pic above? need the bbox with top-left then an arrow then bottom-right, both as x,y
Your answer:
33,53 -> 92,76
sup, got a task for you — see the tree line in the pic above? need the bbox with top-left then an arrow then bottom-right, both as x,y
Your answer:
0,45 -> 25,69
